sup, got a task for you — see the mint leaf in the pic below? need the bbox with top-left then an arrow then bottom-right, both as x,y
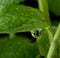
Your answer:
0,0 -> 24,16
0,5 -> 48,33
38,30 -> 50,57
0,0 -> 24,4
0,36 -> 39,58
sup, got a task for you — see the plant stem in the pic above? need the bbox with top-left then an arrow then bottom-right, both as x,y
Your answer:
38,0 -> 51,25
9,33 -> 16,38
45,27 -> 53,43
38,0 -> 53,43
47,23 -> 60,58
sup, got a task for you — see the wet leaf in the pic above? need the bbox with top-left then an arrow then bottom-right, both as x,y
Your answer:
0,5 -> 48,33
0,0 -> 24,4
0,0 -> 24,16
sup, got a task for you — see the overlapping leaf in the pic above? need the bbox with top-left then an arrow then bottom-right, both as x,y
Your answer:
37,25 -> 60,58
0,35 -> 39,58
37,30 -> 50,57
0,5 -> 48,33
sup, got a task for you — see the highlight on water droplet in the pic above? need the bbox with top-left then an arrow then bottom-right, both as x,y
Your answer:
31,29 -> 43,38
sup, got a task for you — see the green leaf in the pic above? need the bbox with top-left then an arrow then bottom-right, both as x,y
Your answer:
0,35 -> 39,58
51,20 -> 58,35
49,16 -> 58,36
0,0 -> 24,16
0,0 -> 24,4
52,26 -> 57,36
48,0 -> 60,16
37,29 -> 50,57
0,5 -> 48,33
51,20 -> 59,27
37,26 -> 57,57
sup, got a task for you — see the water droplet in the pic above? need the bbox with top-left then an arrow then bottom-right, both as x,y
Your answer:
31,29 -> 43,38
